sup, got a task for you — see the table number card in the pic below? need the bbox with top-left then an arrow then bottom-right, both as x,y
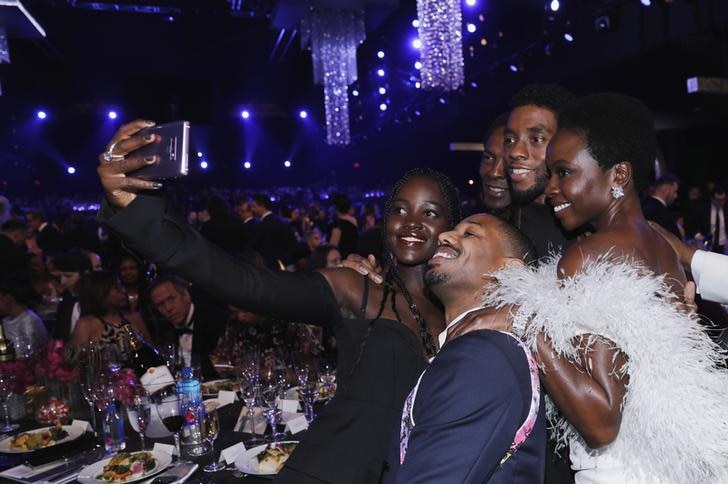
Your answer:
71,419 -> 92,433
219,441 -> 246,464
277,399 -> 300,413
286,415 -> 309,434
153,442 -> 177,457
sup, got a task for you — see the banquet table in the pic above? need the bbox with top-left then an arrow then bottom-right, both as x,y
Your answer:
0,401 -> 306,484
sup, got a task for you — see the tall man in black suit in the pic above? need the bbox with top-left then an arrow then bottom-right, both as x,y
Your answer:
148,275 -> 227,380
26,210 -> 66,256
693,185 -> 728,254
249,194 -> 297,269
641,174 -> 681,239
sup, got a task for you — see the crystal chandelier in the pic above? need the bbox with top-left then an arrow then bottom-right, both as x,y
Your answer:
302,8 -> 365,146
416,0 -> 464,91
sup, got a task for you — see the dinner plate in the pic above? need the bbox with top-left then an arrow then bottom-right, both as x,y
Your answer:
234,441 -> 299,476
201,378 -> 238,396
0,425 -> 85,453
76,450 -> 172,484
284,383 -> 336,402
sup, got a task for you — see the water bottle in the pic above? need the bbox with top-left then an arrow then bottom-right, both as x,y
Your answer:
102,402 -> 126,454
175,367 -> 207,455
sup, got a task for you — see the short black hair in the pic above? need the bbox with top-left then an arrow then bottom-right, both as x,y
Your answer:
653,173 -> 680,188
53,249 -> 93,273
308,245 -> 340,270
509,84 -> 576,114
711,185 -> 726,198
252,194 -> 271,210
481,112 -> 509,146
491,216 -> 538,266
1,219 -> 26,232
558,93 -> 656,191
0,271 -> 38,306
77,271 -> 117,317
331,193 -> 352,214
148,274 -> 189,297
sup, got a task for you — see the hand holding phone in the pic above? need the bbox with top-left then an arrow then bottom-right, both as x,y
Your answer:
130,121 -> 190,180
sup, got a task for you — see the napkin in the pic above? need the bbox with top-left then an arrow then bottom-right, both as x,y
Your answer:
204,390 -> 236,410
234,406 -> 267,434
218,441 -> 246,464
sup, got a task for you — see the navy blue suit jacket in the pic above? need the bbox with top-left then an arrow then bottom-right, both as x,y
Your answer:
383,330 -> 546,484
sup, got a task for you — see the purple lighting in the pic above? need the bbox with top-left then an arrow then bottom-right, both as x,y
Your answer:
243,161 -> 252,169
241,110 -> 250,119
299,110 -> 308,119
550,0 -> 560,12
378,87 -> 386,95
412,19 -> 420,28
377,68 -> 385,77
108,111 -> 118,120
352,89 -> 359,96
67,166 -> 76,174
377,50 -> 385,58
284,160 -> 291,168
412,38 -> 422,49
466,0 -> 477,6
467,23 -> 477,33
379,103 -> 388,111
509,64 -> 519,72
36,111 -> 47,120
564,33 -> 574,42
414,61 -> 423,70
200,161 -> 208,169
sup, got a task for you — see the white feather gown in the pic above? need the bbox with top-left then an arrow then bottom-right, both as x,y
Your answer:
483,256 -> 728,484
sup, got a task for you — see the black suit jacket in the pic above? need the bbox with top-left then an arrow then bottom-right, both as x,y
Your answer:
250,214 -> 297,268
690,203 -> 728,247
642,196 -> 681,239
36,224 -> 66,256
200,216 -> 248,255
153,301 -> 228,381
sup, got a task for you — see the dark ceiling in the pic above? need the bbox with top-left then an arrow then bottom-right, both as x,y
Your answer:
1,0 -> 727,198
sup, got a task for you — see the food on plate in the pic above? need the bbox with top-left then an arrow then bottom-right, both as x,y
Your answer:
201,379 -> 237,394
317,382 -> 337,400
96,451 -> 156,482
35,398 -> 71,425
255,442 -> 297,474
9,423 -> 69,451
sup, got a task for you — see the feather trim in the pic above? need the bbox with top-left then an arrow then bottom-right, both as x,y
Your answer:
484,255 -> 728,483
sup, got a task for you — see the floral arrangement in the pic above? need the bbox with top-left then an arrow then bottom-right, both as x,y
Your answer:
35,340 -> 79,383
0,356 -> 37,392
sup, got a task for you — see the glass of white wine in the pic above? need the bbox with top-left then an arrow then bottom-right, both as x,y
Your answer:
203,404 -> 225,472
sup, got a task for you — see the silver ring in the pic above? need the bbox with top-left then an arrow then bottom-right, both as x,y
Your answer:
102,141 -> 126,163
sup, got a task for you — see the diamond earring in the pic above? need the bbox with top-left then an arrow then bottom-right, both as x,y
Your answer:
611,185 -> 625,199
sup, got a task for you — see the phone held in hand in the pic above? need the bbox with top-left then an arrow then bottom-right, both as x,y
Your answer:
130,121 -> 190,180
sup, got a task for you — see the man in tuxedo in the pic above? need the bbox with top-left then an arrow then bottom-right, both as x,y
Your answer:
642,174 -> 681,239
26,210 -> 66,256
693,186 -> 727,254
249,194 -> 297,269
384,213 -> 546,484
148,275 -> 227,380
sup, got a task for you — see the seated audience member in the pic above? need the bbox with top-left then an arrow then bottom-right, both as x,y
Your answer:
148,275 -> 227,380
0,274 -> 49,353
26,210 -> 66,256
691,185 -> 727,254
69,271 -> 152,351
328,193 -> 359,258
83,249 -> 104,271
383,213 -> 545,483
308,244 -> 342,270
49,249 -> 93,340
116,254 -> 149,314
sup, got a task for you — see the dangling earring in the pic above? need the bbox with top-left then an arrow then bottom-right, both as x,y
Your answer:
611,185 -> 625,199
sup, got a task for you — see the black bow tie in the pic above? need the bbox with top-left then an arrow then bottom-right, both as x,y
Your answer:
176,326 -> 193,336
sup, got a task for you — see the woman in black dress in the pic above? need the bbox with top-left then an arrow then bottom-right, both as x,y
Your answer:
96,120 -> 461,484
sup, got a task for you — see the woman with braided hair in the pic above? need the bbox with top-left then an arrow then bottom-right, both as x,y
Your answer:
96,120 -> 460,484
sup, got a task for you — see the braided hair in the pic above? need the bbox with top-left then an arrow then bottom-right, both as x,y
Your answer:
349,168 -> 461,376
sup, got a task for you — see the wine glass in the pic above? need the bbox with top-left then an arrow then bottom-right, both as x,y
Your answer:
260,373 -> 284,443
79,365 -> 98,435
318,361 -> 336,401
239,381 -> 262,445
160,343 -> 180,377
126,392 -> 151,450
156,396 -> 183,458
202,405 -> 224,472
0,374 -> 18,432
298,381 -> 318,424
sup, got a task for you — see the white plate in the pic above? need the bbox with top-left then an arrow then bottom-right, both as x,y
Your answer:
234,441 -> 299,476
77,450 -> 172,484
0,425 -> 85,453
284,383 -> 336,402
201,379 -> 238,396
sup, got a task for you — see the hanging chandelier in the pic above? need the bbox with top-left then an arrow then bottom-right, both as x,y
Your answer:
416,0 -> 464,91
301,8 -> 365,146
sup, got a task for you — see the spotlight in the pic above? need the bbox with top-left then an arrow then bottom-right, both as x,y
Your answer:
439,97 -> 446,104
467,23 -> 477,33
379,103 -> 388,111
466,0 -> 477,5
412,38 -> 422,49
414,110 -> 421,116
550,0 -> 560,11
36,110 -> 47,120
352,89 -> 359,97
284,160 -> 291,168
299,110 -> 308,119
563,33 -> 574,42
414,61 -> 423,70
167,15 -> 174,22
377,50 -> 385,58
197,151 -> 203,158
243,161 -> 252,169
241,110 -> 250,119
470,81 -> 478,88
509,64 -> 519,72
640,0 -> 651,5
415,81 -> 421,89
67,166 -> 76,174
468,179 -> 475,185
200,161 -> 208,169
378,87 -> 387,95
594,14 -> 613,32
377,68 -> 385,77
108,111 -> 118,120
412,19 -> 420,28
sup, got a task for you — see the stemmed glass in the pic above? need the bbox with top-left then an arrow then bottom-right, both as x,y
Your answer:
298,381 -> 318,424
260,371 -> 284,443
239,381 -> 262,445
0,374 -> 18,432
156,396 -> 183,459
160,344 -> 180,378
318,361 -> 336,401
202,405 -> 224,472
126,391 -> 151,450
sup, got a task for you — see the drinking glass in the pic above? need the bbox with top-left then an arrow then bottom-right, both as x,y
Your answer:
260,375 -> 284,442
239,382 -> 262,445
298,381 -> 318,424
160,344 -> 180,377
156,396 -> 183,458
126,392 -> 151,450
0,374 -> 18,432
202,406 -> 224,472
318,361 -> 336,401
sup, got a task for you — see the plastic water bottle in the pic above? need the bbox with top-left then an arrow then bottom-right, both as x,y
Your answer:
176,367 -> 206,455
102,402 -> 126,454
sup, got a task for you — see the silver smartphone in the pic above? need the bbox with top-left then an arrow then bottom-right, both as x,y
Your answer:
130,121 -> 190,180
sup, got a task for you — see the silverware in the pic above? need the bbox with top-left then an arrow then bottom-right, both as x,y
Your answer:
31,448 -> 104,483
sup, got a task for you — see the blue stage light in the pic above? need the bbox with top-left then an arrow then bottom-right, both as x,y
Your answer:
243,161 -> 251,169
37,111 -> 47,120
377,68 -> 385,77
379,103 -> 388,111
108,111 -> 118,120
467,23 -> 477,33
241,110 -> 250,119
67,166 -> 76,174
284,160 -> 291,168
550,0 -> 560,12
412,38 -> 422,49
563,33 -> 574,42
378,87 -> 386,95
299,110 -> 308,119
377,50 -> 385,58
200,161 -> 208,169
